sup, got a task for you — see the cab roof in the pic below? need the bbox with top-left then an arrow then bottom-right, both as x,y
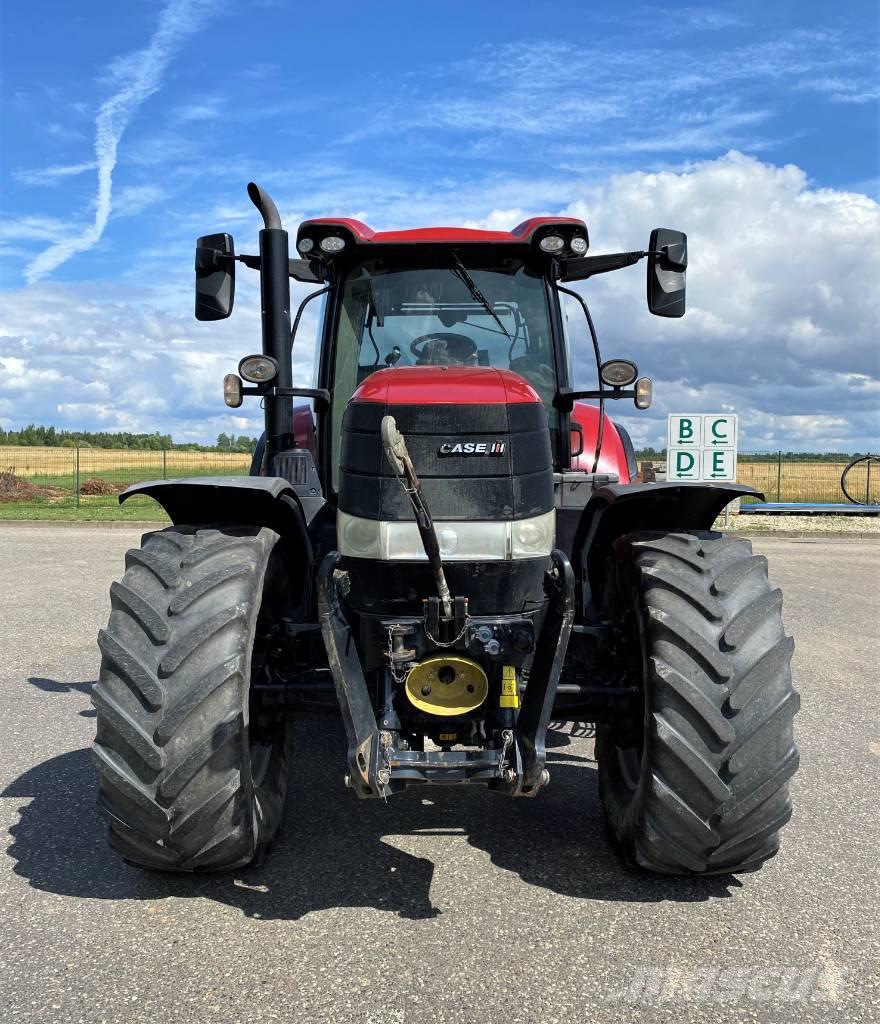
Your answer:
296,216 -> 588,249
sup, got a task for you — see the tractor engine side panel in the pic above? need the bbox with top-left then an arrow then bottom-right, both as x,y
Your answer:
570,401 -> 635,482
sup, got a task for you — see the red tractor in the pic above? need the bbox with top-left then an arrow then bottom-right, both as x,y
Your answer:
92,183 -> 799,876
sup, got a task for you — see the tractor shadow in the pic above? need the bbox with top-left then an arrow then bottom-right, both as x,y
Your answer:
4,707 -> 740,920
27,676 -> 96,716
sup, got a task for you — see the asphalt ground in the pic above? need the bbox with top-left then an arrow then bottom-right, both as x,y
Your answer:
1,527 -> 878,1024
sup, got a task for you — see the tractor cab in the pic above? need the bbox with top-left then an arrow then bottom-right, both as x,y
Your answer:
277,215 -> 683,506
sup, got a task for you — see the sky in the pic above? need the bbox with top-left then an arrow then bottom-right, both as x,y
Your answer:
1,0 -> 878,452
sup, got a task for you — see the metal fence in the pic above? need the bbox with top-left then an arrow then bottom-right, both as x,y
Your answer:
0,446 -> 251,517
737,455 -> 877,505
1,446 -> 876,518
641,455 -> 878,505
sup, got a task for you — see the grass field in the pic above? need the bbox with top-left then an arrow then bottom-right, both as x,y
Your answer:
0,447 -> 251,521
0,446 -> 251,477
1,446 -> 876,520
737,461 -> 878,504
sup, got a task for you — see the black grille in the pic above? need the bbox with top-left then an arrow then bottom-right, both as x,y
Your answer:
339,399 -> 553,522
343,401 -> 547,435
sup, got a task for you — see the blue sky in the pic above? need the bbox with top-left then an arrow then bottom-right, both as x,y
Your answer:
1,0 -> 878,450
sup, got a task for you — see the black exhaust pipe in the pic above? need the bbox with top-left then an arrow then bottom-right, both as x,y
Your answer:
247,182 -> 293,477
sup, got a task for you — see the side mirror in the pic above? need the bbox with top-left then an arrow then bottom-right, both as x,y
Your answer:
195,233 -> 235,320
647,228 -> 687,318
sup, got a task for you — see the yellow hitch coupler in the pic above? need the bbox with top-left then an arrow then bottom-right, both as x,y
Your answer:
404,655 -> 489,717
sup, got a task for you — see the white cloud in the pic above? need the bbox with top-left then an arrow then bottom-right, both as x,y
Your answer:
111,185 -> 169,219
504,153 -> 879,449
23,0 -> 213,284
13,162 -> 97,187
342,28 -> 872,161
1,153 -> 878,451
0,216 -> 69,243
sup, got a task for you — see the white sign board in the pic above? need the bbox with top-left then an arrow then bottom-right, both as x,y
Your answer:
667,414 -> 738,482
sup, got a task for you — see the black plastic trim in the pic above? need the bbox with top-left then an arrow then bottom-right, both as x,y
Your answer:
572,481 -> 762,612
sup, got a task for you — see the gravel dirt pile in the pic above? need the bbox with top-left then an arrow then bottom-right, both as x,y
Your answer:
78,477 -> 125,496
0,470 -> 41,503
0,469 -> 69,504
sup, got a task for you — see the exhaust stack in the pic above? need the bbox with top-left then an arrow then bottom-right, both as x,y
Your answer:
247,182 -> 293,477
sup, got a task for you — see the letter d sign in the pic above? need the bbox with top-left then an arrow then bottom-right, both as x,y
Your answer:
668,448 -> 700,480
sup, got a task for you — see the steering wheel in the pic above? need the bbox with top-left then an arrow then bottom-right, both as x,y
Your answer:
410,332 -> 478,365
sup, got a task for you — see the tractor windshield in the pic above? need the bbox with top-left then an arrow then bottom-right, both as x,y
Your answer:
330,258 -> 560,485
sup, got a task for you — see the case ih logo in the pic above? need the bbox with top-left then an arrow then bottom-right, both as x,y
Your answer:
438,441 -> 506,456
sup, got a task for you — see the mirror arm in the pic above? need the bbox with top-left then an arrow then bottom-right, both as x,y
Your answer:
554,387 -> 635,411
560,245 -> 684,282
207,252 -> 324,283
240,385 -> 330,409
559,249 -> 647,282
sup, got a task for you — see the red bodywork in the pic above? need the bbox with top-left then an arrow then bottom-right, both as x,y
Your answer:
297,217 -> 587,248
352,365 -> 542,405
570,402 -> 632,483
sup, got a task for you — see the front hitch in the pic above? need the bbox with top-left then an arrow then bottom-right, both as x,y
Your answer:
317,549 -> 575,799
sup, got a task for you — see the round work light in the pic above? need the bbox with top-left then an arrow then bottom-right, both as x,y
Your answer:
600,359 -> 638,388
238,354 -> 278,384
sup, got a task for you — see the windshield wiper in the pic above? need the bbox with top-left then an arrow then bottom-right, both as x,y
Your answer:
450,253 -> 512,343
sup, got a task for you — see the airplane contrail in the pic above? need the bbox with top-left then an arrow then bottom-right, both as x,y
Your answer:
25,0 -> 211,284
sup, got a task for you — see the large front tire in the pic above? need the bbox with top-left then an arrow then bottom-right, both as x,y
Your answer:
92,525 -> 292,871
597,530 -> 800,875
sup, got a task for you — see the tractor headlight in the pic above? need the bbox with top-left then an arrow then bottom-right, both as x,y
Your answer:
386,521 -> 507,561
238,354 -> 278,383
539,234 -> 565,253
223,373 -> 243,408
510,510 -> 555,557
634,377 -> 653,410
319,235 -> 346,253
438,527 -> 459,556
570,236 -> 588,255
337,511 -> 555,560
297,237 -> 314,254
338,511 -> 380,558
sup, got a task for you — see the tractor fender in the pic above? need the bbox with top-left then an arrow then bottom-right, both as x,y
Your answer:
120,475 -> 319,578
573,481 -> 762,611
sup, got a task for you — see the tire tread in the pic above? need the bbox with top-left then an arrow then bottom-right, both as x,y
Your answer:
598,529 -> 799,875
92,525 -> 290,872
